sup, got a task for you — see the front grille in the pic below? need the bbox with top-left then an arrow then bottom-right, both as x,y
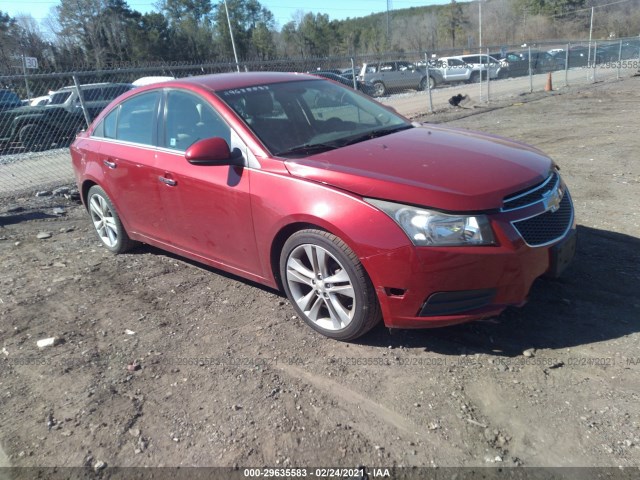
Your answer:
512,193 -> 573,246
502,171 -> 559,211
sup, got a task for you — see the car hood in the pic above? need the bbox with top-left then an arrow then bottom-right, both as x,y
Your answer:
283,124 -> 553,211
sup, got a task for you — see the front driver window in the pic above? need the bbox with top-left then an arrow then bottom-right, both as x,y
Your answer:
164,90 -> 231,151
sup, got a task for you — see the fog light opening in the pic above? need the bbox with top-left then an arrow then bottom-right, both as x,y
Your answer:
384,287 -> 406,297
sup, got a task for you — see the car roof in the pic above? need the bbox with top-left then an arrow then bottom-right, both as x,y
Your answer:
156,72 -> 318,93
54,83 -> 133,92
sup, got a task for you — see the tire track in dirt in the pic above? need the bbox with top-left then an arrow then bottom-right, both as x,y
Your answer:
275,363 -> 424,440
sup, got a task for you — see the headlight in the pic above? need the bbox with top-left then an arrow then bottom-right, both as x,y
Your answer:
365,198 -> 495,247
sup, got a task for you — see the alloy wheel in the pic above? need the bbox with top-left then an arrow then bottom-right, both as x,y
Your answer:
285,244 -> 356,331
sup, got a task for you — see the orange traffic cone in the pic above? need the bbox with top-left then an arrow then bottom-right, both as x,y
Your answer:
545,72 -> 553,92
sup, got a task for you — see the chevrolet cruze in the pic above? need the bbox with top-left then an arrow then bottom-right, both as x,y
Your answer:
71,72 -> 576,340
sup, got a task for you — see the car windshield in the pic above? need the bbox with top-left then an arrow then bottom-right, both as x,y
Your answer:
218,79 -> 410,157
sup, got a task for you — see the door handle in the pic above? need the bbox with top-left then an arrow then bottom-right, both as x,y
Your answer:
103,159 -> 117,169
158,176 -> 177,187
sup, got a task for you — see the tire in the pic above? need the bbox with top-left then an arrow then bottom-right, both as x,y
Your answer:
468,71 -> 480,84
87,185 -> 135,254
372,81 -> 386,97
280,229 -> 381,341
420,76 -> 436,90
18,124 -> 53,152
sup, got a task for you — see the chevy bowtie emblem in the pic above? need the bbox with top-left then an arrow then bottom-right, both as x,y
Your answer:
543,185 -> 564,213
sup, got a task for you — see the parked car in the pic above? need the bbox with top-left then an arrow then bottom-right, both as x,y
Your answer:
0,82 -> 133,152
71,72 -> 576,341
358,60 -> 441,97
497,50 -> 563,77
29,95 -> 51,107
437,54 -> 503,82
312,71 -> 376,96
339,68 -> 358,80
595,42 -> 639,62
0,89 -> 22,112
549,46 -> 603,67
429,57 -> 473,84
132,76 -> 175,87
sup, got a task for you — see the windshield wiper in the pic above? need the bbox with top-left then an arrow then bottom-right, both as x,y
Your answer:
274,142 -> 338,158
339,124 -> 413,147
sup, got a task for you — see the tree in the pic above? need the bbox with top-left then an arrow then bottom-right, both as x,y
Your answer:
213,0 -> 275,59
53,0 -> 144,67
519,0 -> 586,16
440,0 -> 468,48
0,11 -> 22,74
251,22 -> 276,59
281,11 -> 337,57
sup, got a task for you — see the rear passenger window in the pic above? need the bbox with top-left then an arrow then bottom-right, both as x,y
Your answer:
93,91 -> 159,145
103,108 -> 118,139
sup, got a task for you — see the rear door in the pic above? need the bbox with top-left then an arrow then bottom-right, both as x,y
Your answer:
378,62 -> 401,90
92,90 -> 163,239
396,61 -> 422,89
443,58 -> 470,81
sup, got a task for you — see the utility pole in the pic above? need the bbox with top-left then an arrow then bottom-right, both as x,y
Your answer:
223,0 -> 240,72
478,0 -> 482,49
587,6 -> 594,69
386,0 -> 392,45
479,0 -> 483,102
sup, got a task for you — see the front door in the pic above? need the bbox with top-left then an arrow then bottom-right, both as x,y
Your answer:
154,89 -> 260,274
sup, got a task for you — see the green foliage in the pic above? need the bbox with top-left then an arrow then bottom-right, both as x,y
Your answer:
440,0 -> 468,48
518,0 -> 586,16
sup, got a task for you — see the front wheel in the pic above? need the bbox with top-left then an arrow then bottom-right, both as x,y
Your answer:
372,81 -> 386,97
87,185 -> 135,254
280,229 -> 381,341
18,124 -> 53,152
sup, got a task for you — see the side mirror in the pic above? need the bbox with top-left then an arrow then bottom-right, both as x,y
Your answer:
185,137 -> 243,166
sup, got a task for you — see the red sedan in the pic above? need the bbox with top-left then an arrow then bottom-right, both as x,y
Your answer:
71,72 -> 576,340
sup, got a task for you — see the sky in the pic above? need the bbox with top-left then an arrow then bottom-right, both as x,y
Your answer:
1,0 -> 451,29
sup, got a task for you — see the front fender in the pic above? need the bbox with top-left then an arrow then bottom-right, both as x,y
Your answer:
249,169 -> 411,287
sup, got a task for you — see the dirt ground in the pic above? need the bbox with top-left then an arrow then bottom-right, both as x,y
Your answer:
0,75 -> 639,474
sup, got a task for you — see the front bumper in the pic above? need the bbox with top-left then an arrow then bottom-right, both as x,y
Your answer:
363,183 -> 576,329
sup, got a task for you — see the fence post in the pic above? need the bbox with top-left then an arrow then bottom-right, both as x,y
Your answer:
72,74 -> 92,128
617,39 -> 622,80
21,55 -> 33,101
424,52 -> 433,114
528,45 -> 533,93
351,57 -> 357,90
478,55 -> 483,102
486,47 -> 491,103
564,43 -> 570,87
592,41 -> 597,83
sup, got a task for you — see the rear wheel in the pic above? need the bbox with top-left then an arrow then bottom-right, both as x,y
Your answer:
468,71 -> 480,84
87,185 -> 135,254
18,124 -> 53,152
372,81 -> 386,97
420,76 -> 436,90
280,229 -> 381,341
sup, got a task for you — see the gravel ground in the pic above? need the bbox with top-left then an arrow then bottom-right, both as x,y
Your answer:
0,75 -> 639,474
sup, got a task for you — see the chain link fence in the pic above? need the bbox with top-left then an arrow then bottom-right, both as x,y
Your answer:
1,36 -> 639,197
